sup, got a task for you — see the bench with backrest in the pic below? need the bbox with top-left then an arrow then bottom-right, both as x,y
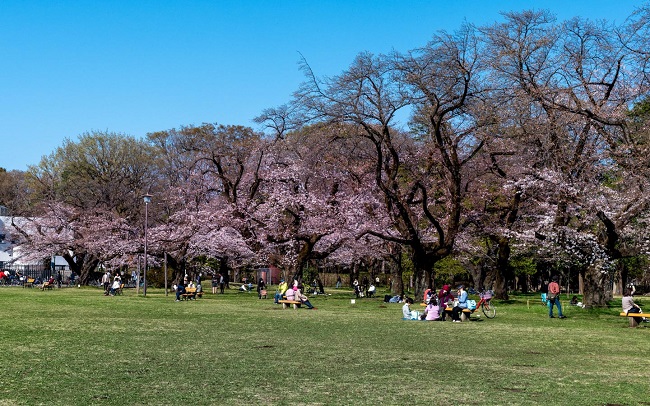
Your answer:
620,312 -> 650,327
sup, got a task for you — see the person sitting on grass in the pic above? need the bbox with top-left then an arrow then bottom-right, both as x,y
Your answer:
402,297 -> 414,320
570,295 -> 585,308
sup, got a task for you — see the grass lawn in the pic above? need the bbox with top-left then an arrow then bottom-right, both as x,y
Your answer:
0,285 -> 649,406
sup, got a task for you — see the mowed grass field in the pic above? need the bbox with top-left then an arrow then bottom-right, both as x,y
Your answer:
0,286 -> 649,406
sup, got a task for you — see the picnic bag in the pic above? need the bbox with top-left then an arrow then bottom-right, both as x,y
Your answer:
466,299 -> 477,310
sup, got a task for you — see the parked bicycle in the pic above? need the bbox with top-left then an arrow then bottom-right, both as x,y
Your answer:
477,290 -> 496,318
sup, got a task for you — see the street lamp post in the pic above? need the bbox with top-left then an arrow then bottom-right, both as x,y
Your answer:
143,194 -> 152,296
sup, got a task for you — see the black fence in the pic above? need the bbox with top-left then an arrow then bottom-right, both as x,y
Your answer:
0,264 -> 71,285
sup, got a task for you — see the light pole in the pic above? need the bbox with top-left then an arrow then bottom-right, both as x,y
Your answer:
143,194 -> 152,296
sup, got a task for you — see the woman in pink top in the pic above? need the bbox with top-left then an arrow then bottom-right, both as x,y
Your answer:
424,300 -> 441,321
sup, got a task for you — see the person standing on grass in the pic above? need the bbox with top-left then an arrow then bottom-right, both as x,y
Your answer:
257,277 -> 266,299
540,280 -> 549,306
219,273 -> 225,294
102,271 -> 111,294
548,276 -> 566,319
362,275 -> 369,297
212,273 -> 219,294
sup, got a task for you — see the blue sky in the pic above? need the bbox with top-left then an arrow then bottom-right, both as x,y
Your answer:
0,1 -> 642,171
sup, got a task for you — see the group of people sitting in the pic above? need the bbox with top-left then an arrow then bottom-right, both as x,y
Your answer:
401,284 -> 471,322
352,278 -> 376,298
101,272 -> 122,296
174,279 -> 202,301
273,279 -> 316,309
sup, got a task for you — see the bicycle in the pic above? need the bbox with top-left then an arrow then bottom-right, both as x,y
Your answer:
476,290 -> 496,318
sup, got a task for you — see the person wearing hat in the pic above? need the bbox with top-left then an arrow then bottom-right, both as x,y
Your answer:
437,284 -> 454,321
451,285 -> 468,322
274,278 -> 288,304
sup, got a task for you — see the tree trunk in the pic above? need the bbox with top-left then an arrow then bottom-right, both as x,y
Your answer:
581,263 -> 613,308
413,270 -> 432,302
389,260 -> 404,297
468,262 -> 485,292
315,276 -> 325,294
350,263 -> 359,288
578,272 -> 584,295
63,252 -> 99,285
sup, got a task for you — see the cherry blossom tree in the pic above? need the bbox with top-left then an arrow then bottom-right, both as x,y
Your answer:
261,26 -> 491,298
146,124 -> 267,283
12,132 -> 155,284
480,9 -> 650,306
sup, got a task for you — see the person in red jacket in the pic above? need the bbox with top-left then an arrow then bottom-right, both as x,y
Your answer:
437,285 -> 454,321
548,276 -> 566,319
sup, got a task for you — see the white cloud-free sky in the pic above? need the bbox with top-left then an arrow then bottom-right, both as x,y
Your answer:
0,0 -> 641,171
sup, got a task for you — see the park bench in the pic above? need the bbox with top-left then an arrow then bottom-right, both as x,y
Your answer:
278,299 -> 301,309
41,282 -> 54,290
619,312 -> 650,327
180,287 -> 203,300
23,278 -> 35,288
444,307 -> 473,322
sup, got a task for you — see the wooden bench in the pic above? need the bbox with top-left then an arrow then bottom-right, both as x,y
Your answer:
619,312 -> 650,327
444,307 -> 474,322
180,287 -> 203,300
278,299 -> 301,309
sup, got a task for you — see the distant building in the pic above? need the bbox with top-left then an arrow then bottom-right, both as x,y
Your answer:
0,216 -> 69,279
